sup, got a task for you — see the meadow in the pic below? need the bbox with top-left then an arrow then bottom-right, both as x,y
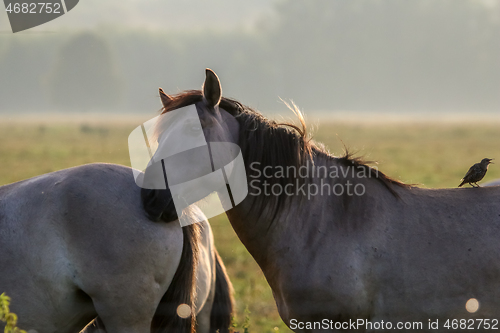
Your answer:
1,113 -> 499,332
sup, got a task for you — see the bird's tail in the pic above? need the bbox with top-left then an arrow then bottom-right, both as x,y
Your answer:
458,179 -> 466,187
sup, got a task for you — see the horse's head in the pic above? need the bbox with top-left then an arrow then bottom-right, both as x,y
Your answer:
156,69 -> 240,165
147,69 -> 247,225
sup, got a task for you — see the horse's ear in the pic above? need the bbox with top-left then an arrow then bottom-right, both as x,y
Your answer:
159,88 -> 173,108
202,68 -> 222,108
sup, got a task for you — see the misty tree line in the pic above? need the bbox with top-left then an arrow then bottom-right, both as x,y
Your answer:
0,0 -> 498,113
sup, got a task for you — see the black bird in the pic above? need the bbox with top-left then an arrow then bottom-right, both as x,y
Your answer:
458,158 -> 493,187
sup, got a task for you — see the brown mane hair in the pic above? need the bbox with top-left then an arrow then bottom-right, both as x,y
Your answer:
159,90 -> 409,219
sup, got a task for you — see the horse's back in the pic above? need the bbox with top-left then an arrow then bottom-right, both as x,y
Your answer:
368,186 -> 500,322
267,184 -> 500,327
484,178 -> 500,187
0,163 -> 183,333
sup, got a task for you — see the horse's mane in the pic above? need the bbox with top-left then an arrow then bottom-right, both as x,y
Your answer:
159,90 -> 409,219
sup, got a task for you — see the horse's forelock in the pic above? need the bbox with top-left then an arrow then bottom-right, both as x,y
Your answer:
159,90 -> 243,116
153,90 -> 242,142
159,90 -> 203,114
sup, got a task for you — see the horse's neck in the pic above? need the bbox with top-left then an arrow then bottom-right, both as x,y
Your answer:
226,154 -> 377,268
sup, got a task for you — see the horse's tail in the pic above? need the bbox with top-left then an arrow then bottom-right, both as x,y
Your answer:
209,249 -> 234,333
151,222 -> 200,333
142,186 -> 200,333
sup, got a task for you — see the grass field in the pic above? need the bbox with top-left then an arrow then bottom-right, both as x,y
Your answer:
1,114 -> 499,332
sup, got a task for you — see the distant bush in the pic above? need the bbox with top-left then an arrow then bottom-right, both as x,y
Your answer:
48,33 -> 123,111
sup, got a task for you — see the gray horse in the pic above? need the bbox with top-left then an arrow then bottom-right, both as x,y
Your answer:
149,69 -> 500,332
0,163 -> 233,333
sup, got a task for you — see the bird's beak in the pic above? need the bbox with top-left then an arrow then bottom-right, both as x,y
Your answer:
489,159 -> 494,164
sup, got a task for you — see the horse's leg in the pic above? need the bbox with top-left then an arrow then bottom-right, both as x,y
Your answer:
207,250 -> 234,333
88,281 -> 162,333
194,221 -> 234,333
91,296 -> 155,333
195,286 -> 215,333
194,220 -> 217,333
196,248 -> 234,333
